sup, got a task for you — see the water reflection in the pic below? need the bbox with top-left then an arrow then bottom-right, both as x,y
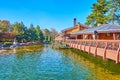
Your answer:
0,46 -> 120,80
60,49 -> 120,80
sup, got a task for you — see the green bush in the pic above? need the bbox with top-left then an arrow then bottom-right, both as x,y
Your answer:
4,42 -> 13,45
0,42 -> 4,44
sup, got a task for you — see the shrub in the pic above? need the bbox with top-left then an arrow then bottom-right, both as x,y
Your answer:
4,42 -> 13,46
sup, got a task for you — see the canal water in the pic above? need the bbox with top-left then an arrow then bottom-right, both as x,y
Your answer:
0,45 -> 120,80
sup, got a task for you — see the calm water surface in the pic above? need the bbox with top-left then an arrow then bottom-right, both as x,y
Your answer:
0,45 -> 120,80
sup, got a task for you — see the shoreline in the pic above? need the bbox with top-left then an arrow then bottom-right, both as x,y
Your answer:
0,49 -> 6,53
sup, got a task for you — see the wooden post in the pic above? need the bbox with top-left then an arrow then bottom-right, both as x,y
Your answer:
71,41 -> 72,47
73,41 -> 75,48
88,41 -> 92,54
84,41 -> 86,51
113,33 -> 116,40
116,43 -> 120,63
83,34 -> 84,39
77,42 -> 79,49
94,42 -> 98,56
77,41 -> 79,49
80,41 -> 82,50
76,35 -> 78,40
103,42 -> 107,60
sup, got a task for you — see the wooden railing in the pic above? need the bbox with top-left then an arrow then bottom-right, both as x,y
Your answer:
58,39 -> 120,63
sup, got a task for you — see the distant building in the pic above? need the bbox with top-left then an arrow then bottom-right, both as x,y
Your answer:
55,18 -> 89,41
55,34 -> 62,41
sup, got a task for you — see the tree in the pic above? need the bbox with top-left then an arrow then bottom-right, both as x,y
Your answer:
13,22 -> 25,35
12,22 -> 26,42
22,27 -> 30,42
43,29 -> 50,42
28,24 -> 37,42
85,0 -> 109,27
0,20 -> 11,32
36,25 -> 44,42
107,0 -> 120,24
43,29 -> 50,36
50,28 -> 58,41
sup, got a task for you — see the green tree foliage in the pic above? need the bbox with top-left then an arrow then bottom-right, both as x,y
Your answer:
12,22 -> 25,35
28,24 -> 37,42
50,28 -> 58,41
36,25 -> 44,42
12,22 -> 45,42
44,29 -> 50,36
86,0 -> 120,27
43,29 -> 51,42
12,22 -> 26,42
107,0 -> 120,24
23,27 -> 31,42
0,20 -> 57,43
85,0 -> 109,27
43,28 -> 58,42
0,20 -> 11,32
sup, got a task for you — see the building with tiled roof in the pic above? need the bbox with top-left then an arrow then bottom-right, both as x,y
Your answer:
71,24 -> 120,40
62,18 -> 88,34
56,18 -> 89,40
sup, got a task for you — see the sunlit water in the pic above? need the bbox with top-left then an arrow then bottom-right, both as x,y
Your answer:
0,45 -> 120,80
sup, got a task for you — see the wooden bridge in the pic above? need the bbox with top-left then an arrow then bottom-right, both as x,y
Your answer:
56,39 -> 120,63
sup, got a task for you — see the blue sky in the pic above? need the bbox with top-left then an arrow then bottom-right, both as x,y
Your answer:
0,0 -> 96,32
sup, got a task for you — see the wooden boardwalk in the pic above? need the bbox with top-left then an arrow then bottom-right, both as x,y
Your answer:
56,40 -> 120,63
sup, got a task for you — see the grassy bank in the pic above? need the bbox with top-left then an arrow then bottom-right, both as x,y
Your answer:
0,45 -> 44,54
14,45 -> 44,53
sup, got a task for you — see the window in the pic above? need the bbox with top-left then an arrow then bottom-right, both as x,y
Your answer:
106,33 -> 111,37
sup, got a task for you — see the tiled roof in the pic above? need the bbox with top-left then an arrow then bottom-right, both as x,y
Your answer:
72,24 -> 120,35
62,34 -> 70,37
61,25 -> 78,32
61,24 -> 89,32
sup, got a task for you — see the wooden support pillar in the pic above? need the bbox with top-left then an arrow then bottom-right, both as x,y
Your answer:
70,41 -> 72,46
103,42 -> 108,60
83,34 -> 84,39
113,33 -> 116,40
76,35 -> 78,40
84,41 -> 86,51
72,41 -> 74,48
73,41 -> 75,48
70,41 -> 72,47
94,42 -> 98,56
77,41 -> 79,49
116,43 -> 120,63
80,42 -> 82,50
88,42 -> 92,54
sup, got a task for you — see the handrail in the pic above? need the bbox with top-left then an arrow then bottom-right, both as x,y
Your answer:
55,39 -> 120,63
67,39 -> 120,43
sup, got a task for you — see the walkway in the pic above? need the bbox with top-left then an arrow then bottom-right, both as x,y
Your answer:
58,40 -> 120,63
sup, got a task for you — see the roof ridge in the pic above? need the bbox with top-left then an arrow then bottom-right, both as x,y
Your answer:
61,24 -> 89,32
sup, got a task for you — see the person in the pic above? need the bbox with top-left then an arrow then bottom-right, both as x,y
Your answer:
94,30 -> 98,40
